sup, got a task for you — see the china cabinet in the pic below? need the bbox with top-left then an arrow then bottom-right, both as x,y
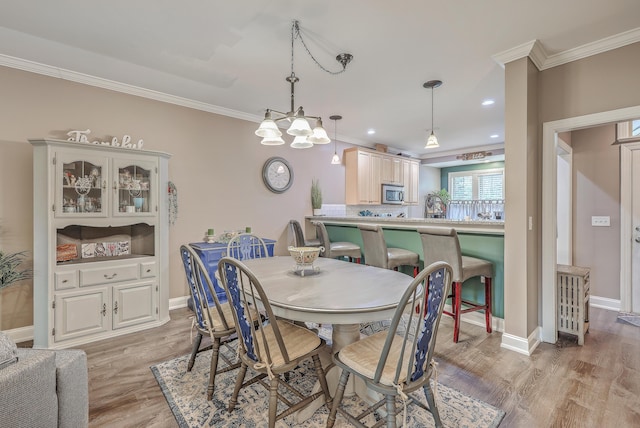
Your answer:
30,138 -> 171,349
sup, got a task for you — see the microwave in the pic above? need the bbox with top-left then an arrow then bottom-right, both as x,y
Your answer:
382,184 -> 404,204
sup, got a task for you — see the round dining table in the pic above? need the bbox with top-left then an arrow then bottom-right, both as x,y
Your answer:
240,255 -> 415,422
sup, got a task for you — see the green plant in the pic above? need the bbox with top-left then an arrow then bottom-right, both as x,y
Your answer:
311,179 -> 323,209
437,188 -> 450,206
0,251 -> 32,290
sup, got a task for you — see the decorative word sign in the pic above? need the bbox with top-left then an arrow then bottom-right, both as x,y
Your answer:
67,129 -> 144,150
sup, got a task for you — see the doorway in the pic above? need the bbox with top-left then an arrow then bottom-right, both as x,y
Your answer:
541,105 -> 640,343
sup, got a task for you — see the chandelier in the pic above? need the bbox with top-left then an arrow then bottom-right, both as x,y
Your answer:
256,20 -> 353,148
423,80 -> 443,149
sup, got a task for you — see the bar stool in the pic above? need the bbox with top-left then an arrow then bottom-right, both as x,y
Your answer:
288,219 -> 321,247
418,226 -> 493,343
357,224 -> 420,276
312,221 -> 361,263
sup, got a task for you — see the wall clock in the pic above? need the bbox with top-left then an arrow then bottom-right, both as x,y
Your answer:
262,157 -> 293,193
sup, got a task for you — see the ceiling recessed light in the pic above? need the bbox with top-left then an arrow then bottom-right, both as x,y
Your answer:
482,99 -> 495,106
367,129 -> 376,135
490,134 -> 499,139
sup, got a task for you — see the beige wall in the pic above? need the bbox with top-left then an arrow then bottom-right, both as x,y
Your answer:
504,57 -> 539,338
572,124 -> 620,300
0,65 -> 350,330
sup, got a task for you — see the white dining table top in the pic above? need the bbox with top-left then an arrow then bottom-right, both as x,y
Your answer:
240,256 -> 414,324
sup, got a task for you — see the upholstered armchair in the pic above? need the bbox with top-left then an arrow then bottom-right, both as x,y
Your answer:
0,332 -> 88,427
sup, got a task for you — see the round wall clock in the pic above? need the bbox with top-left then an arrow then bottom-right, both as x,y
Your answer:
262,157 -> 293,193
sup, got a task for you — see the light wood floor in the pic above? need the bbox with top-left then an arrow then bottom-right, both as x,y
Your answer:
45,306 -> 640,427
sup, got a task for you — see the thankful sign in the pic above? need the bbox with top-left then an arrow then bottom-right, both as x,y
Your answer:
67,129 -> 144,149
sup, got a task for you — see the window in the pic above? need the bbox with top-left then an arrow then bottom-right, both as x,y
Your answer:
448,168 -> 504,201
633,119 -> 640,136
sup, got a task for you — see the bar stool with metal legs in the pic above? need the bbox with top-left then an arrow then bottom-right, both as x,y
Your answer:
417,226 -> 493,343
313,220 -> 361,263
358,224 -> 420,276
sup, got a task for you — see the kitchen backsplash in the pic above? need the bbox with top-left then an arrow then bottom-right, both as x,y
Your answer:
318,204 -> 408,218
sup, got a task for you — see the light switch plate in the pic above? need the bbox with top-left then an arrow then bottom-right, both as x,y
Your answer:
592,216 -> 610,227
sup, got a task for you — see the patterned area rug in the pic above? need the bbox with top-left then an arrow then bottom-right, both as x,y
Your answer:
151,340 -> 505,427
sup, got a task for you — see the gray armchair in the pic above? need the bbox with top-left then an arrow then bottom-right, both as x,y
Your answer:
0,332 -> 88,428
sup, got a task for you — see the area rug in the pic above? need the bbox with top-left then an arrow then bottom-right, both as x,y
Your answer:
151,341 -> 505,427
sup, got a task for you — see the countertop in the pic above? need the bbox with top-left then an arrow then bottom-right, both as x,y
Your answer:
306,215 -> 504,235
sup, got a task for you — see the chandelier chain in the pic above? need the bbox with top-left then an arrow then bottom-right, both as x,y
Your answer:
293,21 -> 348,75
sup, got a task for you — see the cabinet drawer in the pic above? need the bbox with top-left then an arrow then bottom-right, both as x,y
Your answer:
80,264 -> 138,287
140,261 -> 157,278
55,271 -> 78,290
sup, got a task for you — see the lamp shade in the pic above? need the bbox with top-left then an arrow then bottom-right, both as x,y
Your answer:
307,123 -> 330,144
331,153 -> 341,164
287,117 -> 313,136
255,118 -> 282,137
261,135 -> 285,145
290,136 -> 313,149
425,131 -> 439,148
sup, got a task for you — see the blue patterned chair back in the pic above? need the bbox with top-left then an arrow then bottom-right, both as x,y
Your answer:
218,257 -> 291,365
227,234 -> 270,261
180,244 -> 231,332
373,261 -> 452,388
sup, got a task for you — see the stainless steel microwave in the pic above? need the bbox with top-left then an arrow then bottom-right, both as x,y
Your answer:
382,184 -> 404,204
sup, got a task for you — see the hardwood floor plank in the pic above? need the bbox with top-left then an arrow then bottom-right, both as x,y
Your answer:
18,306 -> 640,428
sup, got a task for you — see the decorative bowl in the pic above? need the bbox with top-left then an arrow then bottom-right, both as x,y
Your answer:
288,246 -> 323,265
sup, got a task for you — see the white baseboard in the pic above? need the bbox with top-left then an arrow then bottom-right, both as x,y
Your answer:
501,327 -> 540,356
2,325 -> 34,343
170,295 -> 189,310
590,295 -> 620,311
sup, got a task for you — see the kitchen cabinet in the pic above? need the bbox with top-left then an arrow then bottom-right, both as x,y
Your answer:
381,157 -> 402,185
30,138 -> 171,349
189,239 -> 276,303
345,149 -> 382,204
402,159 -> 420,205
345,148 -> 419,206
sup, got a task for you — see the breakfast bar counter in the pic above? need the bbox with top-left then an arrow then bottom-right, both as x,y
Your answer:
306,215 -> 505,321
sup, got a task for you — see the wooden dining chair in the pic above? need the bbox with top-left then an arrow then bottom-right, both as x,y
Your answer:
217,256 -> 332,428
179,245 -> 259,400
418,226 -> 493,343
327,261 -> 453,428
226,233 -> 270,260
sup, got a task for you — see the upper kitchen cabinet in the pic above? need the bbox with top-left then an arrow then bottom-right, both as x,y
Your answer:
345,147 -> 419,206
381,156 -> 402,185
402,158 -> 420,205
345,148 -> 382,205
30,138 -> 171,349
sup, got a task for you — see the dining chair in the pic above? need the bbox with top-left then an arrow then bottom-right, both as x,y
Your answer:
226,233 -> 270,260
313,220 -> 361,262
418,226 -> 493,343
358,224 -> 420,276
179,244 -> 259,400
327,261 -> 453,428
289,219 -> 321,247
217,256 -> 332,428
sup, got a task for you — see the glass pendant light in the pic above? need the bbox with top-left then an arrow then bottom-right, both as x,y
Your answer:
423,80 -> 443,149
330,115 -> 342,164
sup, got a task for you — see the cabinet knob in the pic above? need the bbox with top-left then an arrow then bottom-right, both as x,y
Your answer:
101,303 -> 107,316
146,268 -> 151,273
104,273 -> 118,280
113,301 -> 118,315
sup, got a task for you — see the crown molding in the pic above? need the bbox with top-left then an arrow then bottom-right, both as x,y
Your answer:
493,27 -> 640,71
0,53 -> 262,124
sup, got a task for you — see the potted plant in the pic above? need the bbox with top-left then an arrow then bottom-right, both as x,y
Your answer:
311,179 -> 323,216
0,251 -> 32,290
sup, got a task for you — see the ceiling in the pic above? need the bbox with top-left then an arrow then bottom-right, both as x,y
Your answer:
1,1 -> 639,160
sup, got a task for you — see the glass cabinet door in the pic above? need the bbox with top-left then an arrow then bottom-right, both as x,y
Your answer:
113,159 -> 156,216
56,153 -> 109,217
